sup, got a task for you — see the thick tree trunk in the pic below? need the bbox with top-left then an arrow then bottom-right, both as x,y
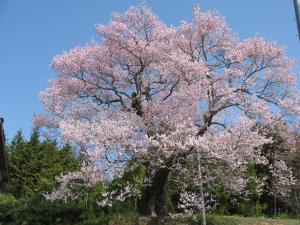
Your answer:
138,167 -> 170,217
274,194 -> 277,217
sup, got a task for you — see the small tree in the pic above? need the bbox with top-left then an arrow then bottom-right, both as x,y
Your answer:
36,5 -> 300,221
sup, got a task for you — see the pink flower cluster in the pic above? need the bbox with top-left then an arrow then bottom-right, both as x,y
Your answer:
36,5 -> 300,209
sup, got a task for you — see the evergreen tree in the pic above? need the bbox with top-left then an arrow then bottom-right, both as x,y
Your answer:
6,129 -> 81,198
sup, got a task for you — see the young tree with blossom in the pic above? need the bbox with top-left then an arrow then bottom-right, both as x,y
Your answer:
36,5 -> 300,222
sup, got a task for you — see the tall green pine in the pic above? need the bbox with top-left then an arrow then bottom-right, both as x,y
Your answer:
6,129 -> 80,198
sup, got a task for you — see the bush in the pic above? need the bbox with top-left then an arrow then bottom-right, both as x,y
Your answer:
0,195 -> 86,225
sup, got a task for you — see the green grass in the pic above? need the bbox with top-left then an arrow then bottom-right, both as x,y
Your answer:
132,215 -> 300,225
205,215 -> 300,225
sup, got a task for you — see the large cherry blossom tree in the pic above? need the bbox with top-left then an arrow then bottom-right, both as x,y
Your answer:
36,5 -> 300,221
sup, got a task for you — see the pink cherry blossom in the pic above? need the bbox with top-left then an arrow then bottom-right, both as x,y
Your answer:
36,5 -> 300,218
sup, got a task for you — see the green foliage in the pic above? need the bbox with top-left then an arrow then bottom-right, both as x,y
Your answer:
209,186 -> 231,215
101,160 -> 146,212
0,194 -> 85,225
0,191 -> 136,225
205,215 -> 241,225
165,172 -> 181,214
235,165 -> 267,217
6,129 -> 81,198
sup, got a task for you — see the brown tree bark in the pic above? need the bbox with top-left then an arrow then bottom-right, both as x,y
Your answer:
0,118 -> 9,193
138,167 -> 170,217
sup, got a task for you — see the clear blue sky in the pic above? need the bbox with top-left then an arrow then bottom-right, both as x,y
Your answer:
0,0 -> 299,141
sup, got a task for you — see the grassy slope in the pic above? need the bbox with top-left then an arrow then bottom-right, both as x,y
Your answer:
206,215 -> 299,225
132,215 -> 300,225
